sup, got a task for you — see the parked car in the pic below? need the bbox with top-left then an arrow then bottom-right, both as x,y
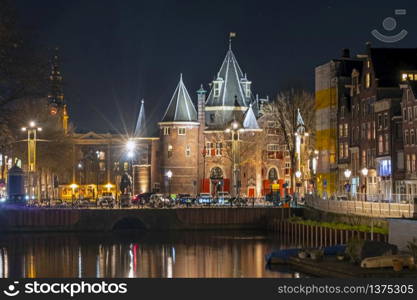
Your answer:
232,197 -> 247,206
132,192 -> 153,205
98,192 -> 115,208
75,198 -> 94,208
216,192 -> 231,205
197,193 -> 212,205
149,194 -> 169,207
178,194 -> 194,206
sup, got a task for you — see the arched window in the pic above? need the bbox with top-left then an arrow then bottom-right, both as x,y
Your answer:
268,168 -> 278,182
210,167 -> 223,180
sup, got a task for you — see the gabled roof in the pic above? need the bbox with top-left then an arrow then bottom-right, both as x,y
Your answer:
134,99 -> 146,137
161,74 -> 198,122
206,47 -> 252,107
242,104 -> 260,130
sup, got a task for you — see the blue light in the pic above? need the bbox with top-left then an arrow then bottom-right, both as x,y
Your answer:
378,159 -> 391,176
25,195 -> 29,200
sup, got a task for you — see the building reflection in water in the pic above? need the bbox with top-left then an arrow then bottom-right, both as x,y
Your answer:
0,231 -> 301,278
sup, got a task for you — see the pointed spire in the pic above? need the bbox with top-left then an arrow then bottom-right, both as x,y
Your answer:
48,47 -> 64,107
161,74 -> 198,122
243,104 -> 260,130
134,99 -> 147,137
296,108 -> 305,127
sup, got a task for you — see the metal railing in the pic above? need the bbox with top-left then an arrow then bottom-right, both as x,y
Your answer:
305,194 -> 416,218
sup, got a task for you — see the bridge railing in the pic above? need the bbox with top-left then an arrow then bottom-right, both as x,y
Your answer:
305,195 -> 415,218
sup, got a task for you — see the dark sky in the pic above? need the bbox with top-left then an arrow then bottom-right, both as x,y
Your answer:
14,0 -> 417,135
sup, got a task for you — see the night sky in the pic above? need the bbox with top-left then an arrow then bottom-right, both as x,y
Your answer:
14,0 -> 417,135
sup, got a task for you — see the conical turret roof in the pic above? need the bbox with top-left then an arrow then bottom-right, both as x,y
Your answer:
134,99 -> 147,137
205,47 -> 252,108
161,74 -> 198,122
243,104 -> 260,130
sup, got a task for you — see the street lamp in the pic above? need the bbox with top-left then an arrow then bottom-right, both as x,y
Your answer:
21,121 -> 42,201
166,170 -> 173,198
70,183 -> 78,206
361,167 -> 368,201
344,169 -> 352,179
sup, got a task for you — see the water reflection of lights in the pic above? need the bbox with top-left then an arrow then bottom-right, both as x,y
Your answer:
167,257 -> 173,278
78,247 -> 82,278
171,247 -> 176,263
0,248 -> 8,278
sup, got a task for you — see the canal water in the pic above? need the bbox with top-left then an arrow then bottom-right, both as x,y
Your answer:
0,230 -> 305,278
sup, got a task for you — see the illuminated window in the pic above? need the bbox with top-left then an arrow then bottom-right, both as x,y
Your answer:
215,143 -> 222,156
213,80 -> 222,97
163,127 -> 171,135
168,145 -> 173,158
178,127 -> 186,135
365,73 -> 371,88
378,135 -> 383,154
385,133 -> 389,153
267,144 -> 279,152
402,73 -> 408,81
205,142 -> 213,156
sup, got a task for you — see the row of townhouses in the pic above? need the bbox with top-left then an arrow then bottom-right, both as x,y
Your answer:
316,43 -> 417,201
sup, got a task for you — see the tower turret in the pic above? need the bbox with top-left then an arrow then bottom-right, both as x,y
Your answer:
158,74 -> 200,195
48,48 -> 69,133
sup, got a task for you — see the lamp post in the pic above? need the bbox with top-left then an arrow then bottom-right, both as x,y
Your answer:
69,183 -> 78,207
225,120 -> 242,198
295,170 -> 302,205
166,170 -> 173,199
344,169 -> 351,200
21,121 -> 42,202
361,167 -> 368,201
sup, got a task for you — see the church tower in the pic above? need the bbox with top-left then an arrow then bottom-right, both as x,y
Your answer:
48,48 -> 69,133
158,74 -> 199,195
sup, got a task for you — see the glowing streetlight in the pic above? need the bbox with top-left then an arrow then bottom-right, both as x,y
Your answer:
295,170 -> 302,179
344,169 -> 352,179
361,167 -> 368,176
231,120 -> 239,130
166,170 -> 173,197
126,139 -> 136,152
22,121 -> 42,201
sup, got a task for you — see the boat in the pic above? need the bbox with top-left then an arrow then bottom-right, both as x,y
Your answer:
265,245 -> 347,265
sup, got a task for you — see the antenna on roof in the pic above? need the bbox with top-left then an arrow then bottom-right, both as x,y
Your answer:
229,32 -> 236,50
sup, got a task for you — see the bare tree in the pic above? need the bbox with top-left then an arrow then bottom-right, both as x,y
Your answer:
0,0 -> 49,165
262,89 -> 315,192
